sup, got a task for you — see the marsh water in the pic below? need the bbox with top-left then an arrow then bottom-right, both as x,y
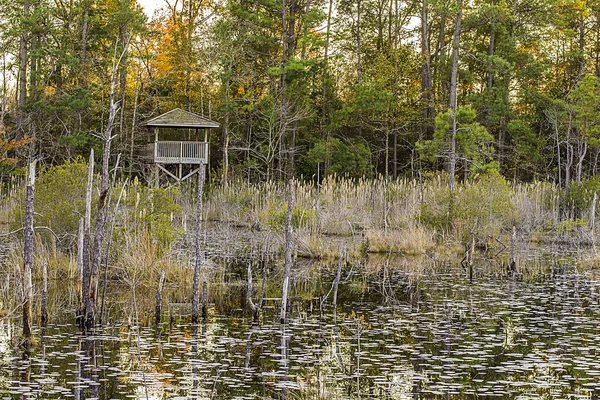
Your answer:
2,250 -> 600,399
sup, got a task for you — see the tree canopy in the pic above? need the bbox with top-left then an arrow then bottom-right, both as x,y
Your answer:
2,0 -> 600,188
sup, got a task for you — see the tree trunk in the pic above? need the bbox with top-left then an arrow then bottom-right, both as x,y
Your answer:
75,0 -> 90,133
421,0 -> 434,137
576,140 -> 587,184
321,0 -> 334,175
356,0 -> 363,137
23,161 -> 35,341
280,179 -> 294,323
487,0 -> 496,135
192,164 -> 205,324
246,261 -> 260,323
79,151 -> 93,328
84,44 -> 123,331
41,258 -> 48,327
155,270 -> 166,337
129,71 -> 140,175
17,0 -> 30,132
436,5 -> 448,109
77,218 -> 84,304
554,112 -> 562,188
222,82 -> 230,186
99,172 -> 126,326
448,0 -> 463,192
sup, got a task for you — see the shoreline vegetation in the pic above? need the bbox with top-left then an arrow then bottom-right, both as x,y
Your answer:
2,160 -> 600,346
2,162 -> 600,277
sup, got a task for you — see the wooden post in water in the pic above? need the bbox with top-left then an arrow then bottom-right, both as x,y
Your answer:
591,192 -> 597,253
192,163 -> 205,324
41,258 -> 48,327
280,179 -> 294,324
155,270 -> 165,337
510,226 -> 517,275
23,161 -> 36,341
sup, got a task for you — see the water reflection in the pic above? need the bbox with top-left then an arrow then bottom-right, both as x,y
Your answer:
4,253 -> 600,398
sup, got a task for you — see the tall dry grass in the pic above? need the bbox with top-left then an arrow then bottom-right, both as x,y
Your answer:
206,174 -> 594,257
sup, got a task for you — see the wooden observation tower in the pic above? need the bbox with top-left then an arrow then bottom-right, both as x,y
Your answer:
142,108 -> 219,186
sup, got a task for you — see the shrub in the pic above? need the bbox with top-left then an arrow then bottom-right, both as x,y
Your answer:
260,201 -> 315,230
120,180 -> 183,253
420,172 -> 517,243
12,158 -> 93,240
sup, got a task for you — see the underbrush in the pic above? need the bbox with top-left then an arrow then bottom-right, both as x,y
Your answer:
3,163 -> 600,319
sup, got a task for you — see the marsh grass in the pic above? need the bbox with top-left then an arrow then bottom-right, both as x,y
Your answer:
3,169 -> 600,324
207,173 -> 580,260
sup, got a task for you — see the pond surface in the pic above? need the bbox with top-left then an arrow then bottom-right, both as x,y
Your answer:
2,252 -> 600,399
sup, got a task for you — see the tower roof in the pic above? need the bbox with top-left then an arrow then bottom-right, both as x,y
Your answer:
142,108 -> 219,128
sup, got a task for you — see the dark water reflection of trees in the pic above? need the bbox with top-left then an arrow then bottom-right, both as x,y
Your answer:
2,253 -> 600,399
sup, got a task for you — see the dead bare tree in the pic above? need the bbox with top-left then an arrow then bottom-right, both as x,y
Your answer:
22,160 -> 35,342
155,270 -> 166,337
448,0 -> 463,192
82,36 -> 130,332
41,259 -> 48,327
280,179 -> 294,323
192,163 -> 206,324
78,150 -> 93,328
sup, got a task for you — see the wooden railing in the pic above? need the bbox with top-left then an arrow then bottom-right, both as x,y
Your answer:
154,141 -> 208,164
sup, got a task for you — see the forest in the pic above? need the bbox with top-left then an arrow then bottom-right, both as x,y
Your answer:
1,0 -> 599,186
4,0 -> 600,399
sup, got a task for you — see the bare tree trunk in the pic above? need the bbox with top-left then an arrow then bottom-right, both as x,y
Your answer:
356,0 -> 363,137
192,164 -> 205,324
576,140 -> 587,184
554,113 -> 562,188
448,0 -> 463,192
155,270 -> 166,337
23,161 -> 35,341
84,41 -> 125,332
17,0 -> 30,133
79,151 -> 93,328
487,0 -> 496,135
129,70 -> 140,175
280,179 -> 294,323
322,0 -> 334,175
75,0 -> 90,133
99,173 -> 127,326
77,218 -> 84,304
436,5 -> 448,108
222,83 -> 230,186
421,0 -> 434,137
41,258 -> 48,327
333,246 -> 345,372
202,277 -> 208,321
246,261 -> 259,323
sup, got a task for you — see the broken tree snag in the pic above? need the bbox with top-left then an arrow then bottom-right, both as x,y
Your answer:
192,163 -> 205,325
202,276 -> 208,322
155,270 -> 166,337
509,226 -> 517,275
247,261 -> 260,323
280,179 -> 294,324
333,246 -> 346,312
23,160 -> 36,341
41,258 -> 48,327
77,218 -> 84,304
85,38 -> 124,331
469,236 -> 474,284
79,150 -> 93,329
